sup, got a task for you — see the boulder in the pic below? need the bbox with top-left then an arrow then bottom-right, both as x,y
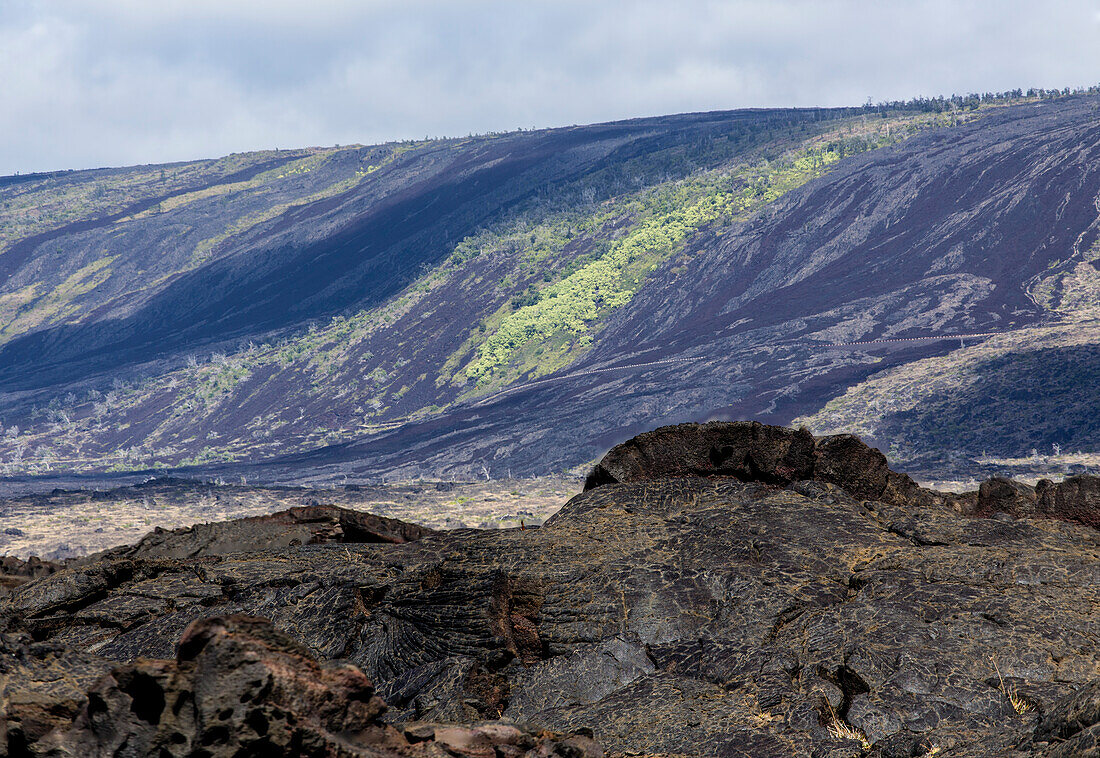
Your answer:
584,421 -> 816,490
0,555 -> 60,596
813,434 -> 892,501
0,632 -> 113,754
586,422 -> 943,509
1036,476 -> 1100,528
972,478 -> 1039,519
41,614 -> 391,756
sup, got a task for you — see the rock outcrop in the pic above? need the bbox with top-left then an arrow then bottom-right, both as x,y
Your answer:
973,478 -> 1040,519
998,678 -> 1100,758
0,556 -> 58,597
1036,475 -> 1100,529
586,421 -> 944,509
85,504 -> 435,563
967,474 -> 1100,531
0,631 -> 113,753
584,421 -> 817,489
3,422 -> 1100,757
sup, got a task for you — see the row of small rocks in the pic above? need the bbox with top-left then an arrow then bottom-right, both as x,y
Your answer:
972,475 -> 1100,527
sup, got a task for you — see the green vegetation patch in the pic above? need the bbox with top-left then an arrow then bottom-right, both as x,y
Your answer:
0,100 -> 1021,475
447,107 -> 985,392
460,143 -> 848,384
0,256 -> 117,340
118,150 -> 336,223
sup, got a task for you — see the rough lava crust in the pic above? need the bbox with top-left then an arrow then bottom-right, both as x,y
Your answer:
2,422 -> 1100,757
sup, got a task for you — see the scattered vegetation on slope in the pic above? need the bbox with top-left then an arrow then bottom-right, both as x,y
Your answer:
0,151 -> 295,253
796,207 -> 1100,470
459,144 -> 844,384
0,140 -> 445,346
0,89 -> 1074,475
796,320 -> 1100,467
0,148 -> 353,343
454,109 -> 978,390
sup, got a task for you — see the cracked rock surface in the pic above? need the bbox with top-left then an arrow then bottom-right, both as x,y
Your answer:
6,614 -> 599,757
3,422 -> 1100,756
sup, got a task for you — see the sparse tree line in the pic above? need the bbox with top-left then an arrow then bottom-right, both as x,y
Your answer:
865,85 -> 1100,116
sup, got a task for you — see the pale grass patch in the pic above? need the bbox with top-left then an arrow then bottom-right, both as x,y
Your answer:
824,701 -> 870,749
991,655 -> 1032,715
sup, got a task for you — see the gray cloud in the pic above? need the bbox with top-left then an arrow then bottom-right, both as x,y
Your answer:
2,0 -> 1099,174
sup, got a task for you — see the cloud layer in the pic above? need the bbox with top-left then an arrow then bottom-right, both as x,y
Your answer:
3,0 -> 1099,174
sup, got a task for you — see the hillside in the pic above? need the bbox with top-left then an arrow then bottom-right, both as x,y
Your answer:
794,270 -> 1100,481
3,92 -> 1100,484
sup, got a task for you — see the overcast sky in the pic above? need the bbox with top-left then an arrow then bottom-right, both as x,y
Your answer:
2,0 -> 1099,175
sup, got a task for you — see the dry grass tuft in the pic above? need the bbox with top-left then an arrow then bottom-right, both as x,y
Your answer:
991,655 -> 1032,715
824,701 -> 870,749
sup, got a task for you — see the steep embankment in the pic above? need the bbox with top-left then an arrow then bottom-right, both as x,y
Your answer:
796,276 -> 1100,477
0,104 -> 915,474
223,94 -> 1100,483
4,94 -> 1100,482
